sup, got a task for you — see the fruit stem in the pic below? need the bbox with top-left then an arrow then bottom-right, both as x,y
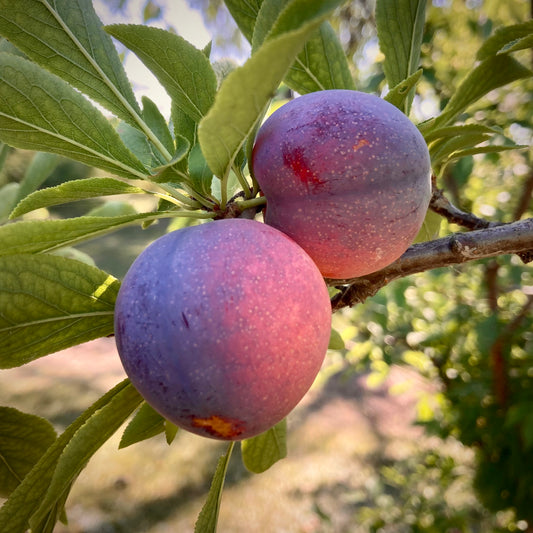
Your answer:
234,196 -> 266,211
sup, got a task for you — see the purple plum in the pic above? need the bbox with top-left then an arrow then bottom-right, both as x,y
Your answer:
252,89 -> 432,279
114,218 -> 331,440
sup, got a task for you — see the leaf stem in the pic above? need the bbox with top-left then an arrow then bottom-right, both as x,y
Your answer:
233,167 -> 252,199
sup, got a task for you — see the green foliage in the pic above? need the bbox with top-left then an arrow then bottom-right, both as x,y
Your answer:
0,53 -> 147,179
0,0 -> 141,126
198,0 -> 345,186
194,442 -> 235,533
376,0 -> 427,113
0,380 -> 141,532
0,408 -> 57,498
0,254 -> 119,367
241,419 -> 287,473
0,0 -> 531,530
119,402 -> 169,449
106,24 -> 217,123
10,177 -> 146,218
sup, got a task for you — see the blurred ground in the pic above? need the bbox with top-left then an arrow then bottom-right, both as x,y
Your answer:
0,338 -> 483,533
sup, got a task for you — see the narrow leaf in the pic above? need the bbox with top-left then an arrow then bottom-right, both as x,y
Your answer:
376,0 -> 427,113
328,328 -> 345,350
10,177 -> 146,219
385,68 -> 423,110
194,442 -> 235,533
285,22 -> 356,94
252,0 -> 287,52
198,0 -> 344,179
224,0 -> 263,42
165,421 -> 179,445
433,54 -> 532,128
0,0 -> 141,125
0,254 -> 119,368
30,383 -> 143,528
0,53 -> 148,179
0,183 -> 19,223
241,419 -> 287,473
0,380 -> 135,533
0,211 -> 178,257
0,407 -> 57,498
413,209 -> 442,243
476,20 -> 533,60
253,3 -> 354,92
119,402 -> 166,449
106,24 -> 217,122
423,123 -> 500,143
14,152 -> 60,206
188,144 -> 214,197
142,96 -> 175,155
117,121 -> 154,167
430,133 -> 491,166
443,143 -> 526,163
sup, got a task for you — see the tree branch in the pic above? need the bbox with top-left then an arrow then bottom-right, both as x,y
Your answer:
330,217 -> 533,311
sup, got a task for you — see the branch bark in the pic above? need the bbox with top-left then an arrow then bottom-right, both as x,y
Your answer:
330,217 -> 533,311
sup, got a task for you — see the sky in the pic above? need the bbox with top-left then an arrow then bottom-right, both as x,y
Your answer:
93,0 -> 212,118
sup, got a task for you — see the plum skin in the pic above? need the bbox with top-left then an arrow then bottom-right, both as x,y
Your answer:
251,89 -> 432,279
114,218 -> 332,441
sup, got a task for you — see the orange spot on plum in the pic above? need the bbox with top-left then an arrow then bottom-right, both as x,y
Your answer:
352,139 -> 369,151
192,414 -> 246,439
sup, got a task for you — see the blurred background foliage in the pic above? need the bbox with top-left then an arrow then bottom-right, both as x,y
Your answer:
0,0 -> 531,531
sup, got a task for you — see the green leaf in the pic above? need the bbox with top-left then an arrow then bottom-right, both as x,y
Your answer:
376,0 -> 427,114
385,68 -> 423,111
412,209 -> 442,243
85,200 -> 137,217
117,121 -> 154,167
0,183 -> 19,223
29,382 -> 143,528
188,144 -> 214,197
165,421 -> 179,445
13,152 -> 60,207
0,0 -> 141,126
10,177 -> 146,219
441,143 -> 526,165
119,402 -> 166,449
423,123 -> 501,144
285,22 -> 356,94
106,24 -> 217,122
142,95 -> 175,156
0,379 -> 137,533
476,20 -> 533,60
224,0 -> 263,42
0,407 -> 57,498
241,419 -> 287,473
194,442 -> 235,533
0,254 -> 119,368
430,133 -> 491,166
432,54 -> 532,129
251,0 -> 287,53
198,0 -> 344,181
0,53 -> 148,180
328,328 -> 345,350
0,211 -> 178,257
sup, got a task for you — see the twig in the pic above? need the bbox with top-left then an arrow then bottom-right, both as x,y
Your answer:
429,176 -> 496,230
330,217 -> 533,311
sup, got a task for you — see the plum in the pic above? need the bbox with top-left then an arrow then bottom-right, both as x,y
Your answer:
251,89 -> 432,279
114,218 -> 331,440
